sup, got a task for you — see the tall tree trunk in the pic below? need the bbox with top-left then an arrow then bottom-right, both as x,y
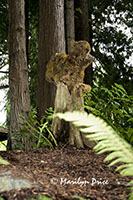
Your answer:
75,0 -> 93,85
37,0 -> 65,118
25,0 -> 29,65
65,0 -> 75,53
8,0 -> 30,150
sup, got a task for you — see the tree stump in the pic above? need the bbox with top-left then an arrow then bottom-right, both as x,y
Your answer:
46,40 -> 96,148
52,82 -> 96,148
52,82 -> 83,148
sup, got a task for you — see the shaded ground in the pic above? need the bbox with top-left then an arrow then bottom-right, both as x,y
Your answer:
0,146 -> 132,200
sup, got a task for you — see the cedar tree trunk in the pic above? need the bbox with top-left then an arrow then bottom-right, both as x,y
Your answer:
65,0 -> 75,53
37,0 -> 66,118
8,0 -> 30,150
75,0 -> 93,85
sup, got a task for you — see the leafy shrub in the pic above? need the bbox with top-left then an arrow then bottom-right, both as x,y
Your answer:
21,107 -> 57,150
56,111 -> 133,200
84,83 -> 133,145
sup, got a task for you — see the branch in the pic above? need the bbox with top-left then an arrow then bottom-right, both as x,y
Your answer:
0,71 -> 9,74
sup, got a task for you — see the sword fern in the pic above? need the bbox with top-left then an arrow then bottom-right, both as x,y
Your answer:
56,111 -> 133,199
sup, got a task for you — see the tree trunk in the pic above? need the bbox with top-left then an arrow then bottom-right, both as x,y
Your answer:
52,82 -> 84,148
52,82 -> 95,148
65,0 -> 75,53
8,0 -> 30,150
25,0 -> 29,65
37,0 -> 66,118
75,0 -> 90,41
75,0 -> 93,85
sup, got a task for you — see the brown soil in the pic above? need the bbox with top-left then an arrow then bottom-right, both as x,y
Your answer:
0,146 -> 132,200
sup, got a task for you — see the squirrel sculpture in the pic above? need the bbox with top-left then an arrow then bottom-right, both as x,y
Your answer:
45,40 -> 93,95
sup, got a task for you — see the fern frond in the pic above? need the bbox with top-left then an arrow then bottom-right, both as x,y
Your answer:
56,111 -> 133,177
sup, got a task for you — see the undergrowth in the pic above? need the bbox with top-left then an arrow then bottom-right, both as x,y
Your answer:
21,107 -> 57,150
84,83 -> 133,146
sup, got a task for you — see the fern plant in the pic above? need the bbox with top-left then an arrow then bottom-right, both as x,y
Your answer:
56,111 -> 133,199
21,108 -> 58,150
84,83 -> 133,145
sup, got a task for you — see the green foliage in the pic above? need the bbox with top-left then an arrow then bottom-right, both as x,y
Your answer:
75,7 -> 83,16
0,73 -> 8,90
29,195 -> 52,200
21,108 -> 57,150
84,83 -> 133,145
56,111 -> 133,199
72,196 -> 90,200
92,0 -> 133,93
37,196 -> 52,200
3,94 -> 10,128
0,141 -> 7,151
0,156 -> 9,165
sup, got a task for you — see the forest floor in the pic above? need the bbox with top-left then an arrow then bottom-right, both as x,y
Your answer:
0,146 -> 132,200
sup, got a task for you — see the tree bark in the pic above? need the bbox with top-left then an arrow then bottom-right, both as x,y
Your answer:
75,0 -> 90,42
52,82 -> 84,148
37,0 -> 66,118
75,0 -> 93,85
8,0 -> 30,150
65,0 -> 75,53
52,82 -> 95,148
25,0 -> 29,65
